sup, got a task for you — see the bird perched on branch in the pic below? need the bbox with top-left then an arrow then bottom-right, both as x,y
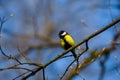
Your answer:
59,30 -> 77,59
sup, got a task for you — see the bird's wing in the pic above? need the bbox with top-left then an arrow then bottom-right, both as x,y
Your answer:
64,35 -> 75,46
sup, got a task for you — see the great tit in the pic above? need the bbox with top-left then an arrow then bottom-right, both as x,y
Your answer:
59,30 -> 77,59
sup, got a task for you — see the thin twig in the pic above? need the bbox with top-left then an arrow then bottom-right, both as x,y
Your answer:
43,68 -> 46,80
0,46 -> 22,64
20,18 -> 120,80
0,17 -> 22,64
0,67 -> 33,72
21,66 -> 44,80
78,40 -> 89,58
60,55 -> 73,59
13,71 -> 30,80
0,17 -> 7,34
60,60 -> 76,80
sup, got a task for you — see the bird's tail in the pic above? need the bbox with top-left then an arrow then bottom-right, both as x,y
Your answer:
71,50 -> 77,59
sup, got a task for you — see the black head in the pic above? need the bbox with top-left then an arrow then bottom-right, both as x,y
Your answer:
59,30 -> 68,38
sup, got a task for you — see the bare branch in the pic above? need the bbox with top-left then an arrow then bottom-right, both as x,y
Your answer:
21,18 -> 120,80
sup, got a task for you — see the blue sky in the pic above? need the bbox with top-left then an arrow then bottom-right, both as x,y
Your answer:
0,0 -> 120,80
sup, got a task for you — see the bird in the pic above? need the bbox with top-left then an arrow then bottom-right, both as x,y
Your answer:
59,30 -> 77,59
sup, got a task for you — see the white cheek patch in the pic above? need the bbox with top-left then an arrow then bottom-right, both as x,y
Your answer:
61,32 -> 66,36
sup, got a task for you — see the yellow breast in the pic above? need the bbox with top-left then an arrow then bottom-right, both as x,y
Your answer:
60,39 -> 65,48
64,35 -> 75,46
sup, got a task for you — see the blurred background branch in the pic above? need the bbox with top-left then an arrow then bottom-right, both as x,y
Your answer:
0,0 -> 120,80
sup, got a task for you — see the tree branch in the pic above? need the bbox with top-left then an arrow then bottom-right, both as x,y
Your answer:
21,18 -> 120,80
